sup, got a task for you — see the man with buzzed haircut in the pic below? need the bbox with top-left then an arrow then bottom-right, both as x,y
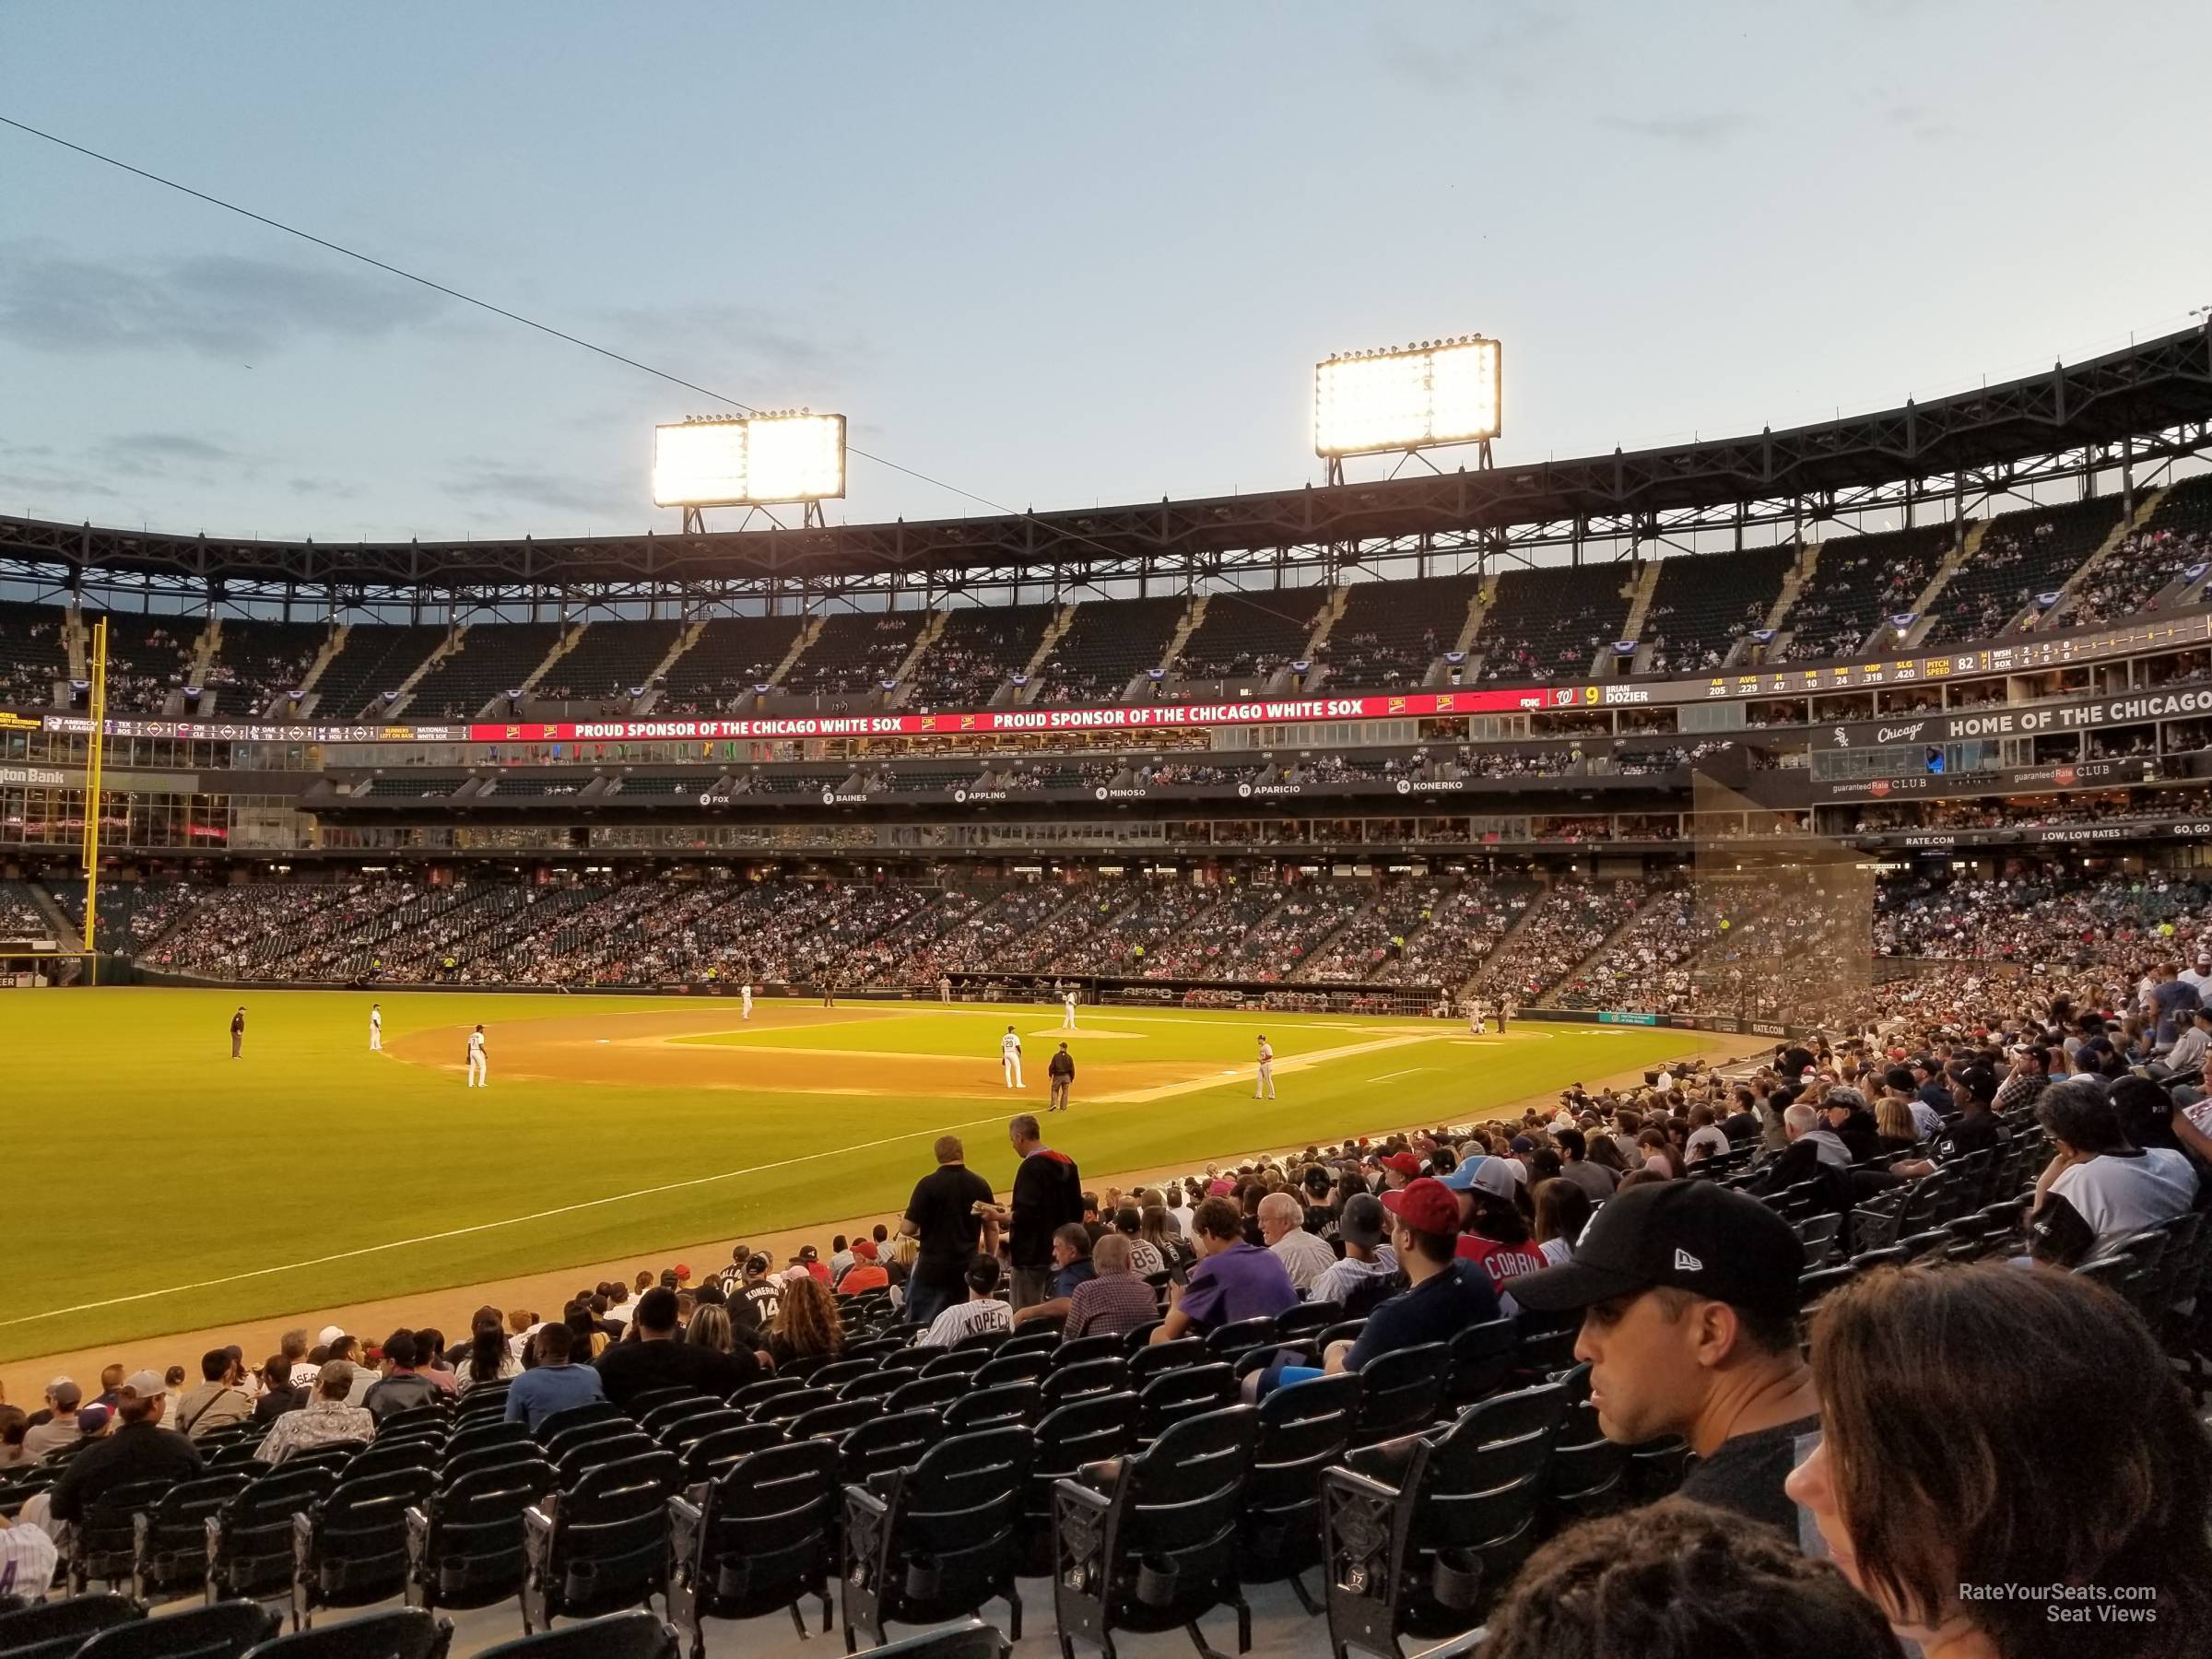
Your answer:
899,1133 -> 996,1330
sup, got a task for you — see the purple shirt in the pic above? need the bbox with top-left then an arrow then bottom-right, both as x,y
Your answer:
1175,1241 -> 1297,1332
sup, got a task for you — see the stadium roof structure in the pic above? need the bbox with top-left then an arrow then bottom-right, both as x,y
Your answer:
5,321 -> 2210,612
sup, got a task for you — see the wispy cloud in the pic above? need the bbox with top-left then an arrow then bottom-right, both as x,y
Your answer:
0,240 -> 452,359
1596,112 -> 1757,146
1370,5 -> 1571,99
99,431 -> 243,474
441,459 -> 635,523
592,299 -> 866,401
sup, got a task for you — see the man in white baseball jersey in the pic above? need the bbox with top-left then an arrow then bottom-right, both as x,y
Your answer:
740,982 -> 753,1020
1063,991 -> 1078,1030
466,1024 -> 488,1088
369,1003 -> 382,1052
0,1513 -> 58,1604
1255,1034 -> 1277,1100
1468,999 -> 1485,1036
1001,1025 -> 1024,1088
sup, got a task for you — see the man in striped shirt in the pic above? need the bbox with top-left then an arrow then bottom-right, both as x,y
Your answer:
919,1255 -> 1013,1348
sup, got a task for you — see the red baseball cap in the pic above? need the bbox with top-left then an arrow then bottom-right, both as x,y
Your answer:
673,1263 -> 692,1279
1381,1151 -> 1423,1179
1381,1177 -> 1460,1235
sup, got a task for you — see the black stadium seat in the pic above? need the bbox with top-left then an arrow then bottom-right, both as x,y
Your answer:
75,1599 -> 279,1659
1052,1405 -> 1257,1659
841,1424 -> 1032,1650
236,1607 -> 451,1659
667,1441 -> 840,1650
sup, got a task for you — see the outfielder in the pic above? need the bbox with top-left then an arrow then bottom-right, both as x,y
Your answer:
741,982 -> 753,1020
1001,1024 -> 1024,1088
369,1002 -> 382,1052
1062,990 -> 1078,1030
1255,1034 -> 1277,1100
466,1024 -> 488,1088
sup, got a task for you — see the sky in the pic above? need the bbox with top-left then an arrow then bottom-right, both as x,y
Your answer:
2,2 -> 2209,547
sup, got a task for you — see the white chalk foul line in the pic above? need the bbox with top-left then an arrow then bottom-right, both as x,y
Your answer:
1371,1067 -> 1430,1082
0,1109 -> 1015,1332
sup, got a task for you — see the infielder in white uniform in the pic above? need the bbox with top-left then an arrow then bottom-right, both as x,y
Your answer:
741,982 -> 753,1020
369,1003 -> 382,1052
1255,1034 -> 1277,1100
1467,1000 -> 1485,1036
1063,991 -> 1078,1030
1001,1025 -> 1024,1088
466,1024 -> 488,1088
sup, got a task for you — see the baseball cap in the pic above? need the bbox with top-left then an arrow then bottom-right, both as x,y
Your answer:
1380,1176 -> 1460,1236
673,1263 -> 692,1280
744,1252 -> 771,1277
1505,1181 -> 1805,1320
796,1244 -> 819,1263
1509,1134 -> 1535,1155
317,1325 -> 346,1347
1338,1192 -> 1386,1249
48,1378 -> 81,1410
117,1369 -> 166,1402
1207,1178 -> 1235,1196
76,1405 -> 111,1435
852,1238 -> 878,1261
1439,1157 -> 1517,1200
1381,1151 -> 1423,1179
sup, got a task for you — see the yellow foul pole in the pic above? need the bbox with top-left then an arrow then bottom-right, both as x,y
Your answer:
80,618 -> 108,986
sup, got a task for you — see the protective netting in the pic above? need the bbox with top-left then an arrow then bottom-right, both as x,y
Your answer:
1687,771 -> 1876,1030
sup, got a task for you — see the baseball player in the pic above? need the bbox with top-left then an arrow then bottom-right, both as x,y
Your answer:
1062,990 -> 1078,1030
740,982 -> 753,1020
1001,1024 -> 1024,1088
1499,995 -> 1515,1032
229,1006 -> 245,1059
939,974 -> 952,1004
369,1003 -> 382,1052
466,1024 -> 488,1088
1048,1041 -> 1075,1112
1255,1034 -> 1277,1100
1468,998 -> 1486,1037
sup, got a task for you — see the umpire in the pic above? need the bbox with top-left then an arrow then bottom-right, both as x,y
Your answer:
1048,1041 -> 1075,1112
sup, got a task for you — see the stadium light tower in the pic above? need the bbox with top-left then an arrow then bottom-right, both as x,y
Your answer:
653,410 -> 847,533
1314,335 -> 1501,485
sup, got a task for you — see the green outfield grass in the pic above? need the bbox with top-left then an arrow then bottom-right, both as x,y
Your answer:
0,988 -> 1699,1359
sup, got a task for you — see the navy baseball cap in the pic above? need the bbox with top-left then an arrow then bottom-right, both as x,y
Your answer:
1505,1180 -> 1805,1320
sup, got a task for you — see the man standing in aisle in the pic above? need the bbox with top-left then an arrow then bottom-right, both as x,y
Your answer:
369,1003 -> 382,1053
980,1113 -> 1083,1312
1255,1033 -> 1277,1100
1002,1024 -> 1024,1088
1048,1041 -> 1075,1113
466,1024 -> 488,1088
1063,989 -> 1078,1030
229,1006 -> 245,1059
740,980 -> 753,1020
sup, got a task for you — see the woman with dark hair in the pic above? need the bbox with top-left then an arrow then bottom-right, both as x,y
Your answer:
767,1274 -> 845,1371
1530,1177 -> 1592,1266
1786,1263 -> 2212,1659
1584,1132 -> 1628,1175
458,1319 -> 517,1394
563,1301 -> 606,1360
